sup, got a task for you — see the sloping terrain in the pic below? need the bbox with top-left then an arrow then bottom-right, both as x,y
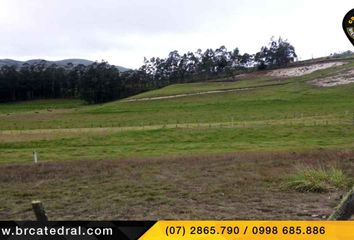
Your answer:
128,60 -> 353,100
0,57 -> 353,220
0,58 -> 130,72
311,68 -> 354,87
267,61 -> 346,78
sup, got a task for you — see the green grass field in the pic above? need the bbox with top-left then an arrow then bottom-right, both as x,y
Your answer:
0,58 -> 353,220
0,60 -> 353,163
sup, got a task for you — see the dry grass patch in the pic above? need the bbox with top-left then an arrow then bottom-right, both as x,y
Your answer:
0,150 -> 353,220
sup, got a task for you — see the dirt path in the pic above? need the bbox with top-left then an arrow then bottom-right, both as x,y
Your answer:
122,82 -> 291,102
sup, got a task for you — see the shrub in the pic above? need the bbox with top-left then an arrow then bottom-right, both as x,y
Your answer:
283,165 -> 351,193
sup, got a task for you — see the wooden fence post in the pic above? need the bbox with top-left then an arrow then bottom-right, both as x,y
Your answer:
328,186 -> 354,220
32,201 -> 48,221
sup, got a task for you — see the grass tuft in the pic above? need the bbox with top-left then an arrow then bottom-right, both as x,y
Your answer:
283,164 -> 351,193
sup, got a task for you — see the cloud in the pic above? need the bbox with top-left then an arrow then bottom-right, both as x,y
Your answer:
0,0 -> 353,68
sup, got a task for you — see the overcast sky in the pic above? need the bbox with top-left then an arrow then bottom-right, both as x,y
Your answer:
0,0 -> 353,68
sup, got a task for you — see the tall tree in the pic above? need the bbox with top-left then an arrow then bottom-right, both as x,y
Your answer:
255,37 -> 297,68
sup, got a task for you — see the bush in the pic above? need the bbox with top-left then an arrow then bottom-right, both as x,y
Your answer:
283,165 -> 351,193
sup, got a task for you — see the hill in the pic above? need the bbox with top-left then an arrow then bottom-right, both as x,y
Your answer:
0,57 -> 353,220
0,58 -> 130,72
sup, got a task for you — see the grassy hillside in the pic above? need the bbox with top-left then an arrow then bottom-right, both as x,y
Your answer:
1,58 -> 354,220
0,60 -> 353,164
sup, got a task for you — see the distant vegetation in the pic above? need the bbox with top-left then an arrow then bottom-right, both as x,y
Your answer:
0,37 -> 296,103
329,50 -> 354,59
141,37 -> 297,83
0,53 -> 353,220
0,61 -> 148,104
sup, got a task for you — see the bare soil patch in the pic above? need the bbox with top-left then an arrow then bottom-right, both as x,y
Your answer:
0,150 -> 353,220
267,62 -> 346,78
311,69 -> 354,87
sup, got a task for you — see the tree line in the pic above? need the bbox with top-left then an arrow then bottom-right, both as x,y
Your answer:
140,37 -> 297,84
0,37 -> 296,104
0,61 -> 151,104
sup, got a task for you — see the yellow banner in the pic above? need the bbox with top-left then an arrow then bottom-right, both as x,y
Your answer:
140,221 -> 354,240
